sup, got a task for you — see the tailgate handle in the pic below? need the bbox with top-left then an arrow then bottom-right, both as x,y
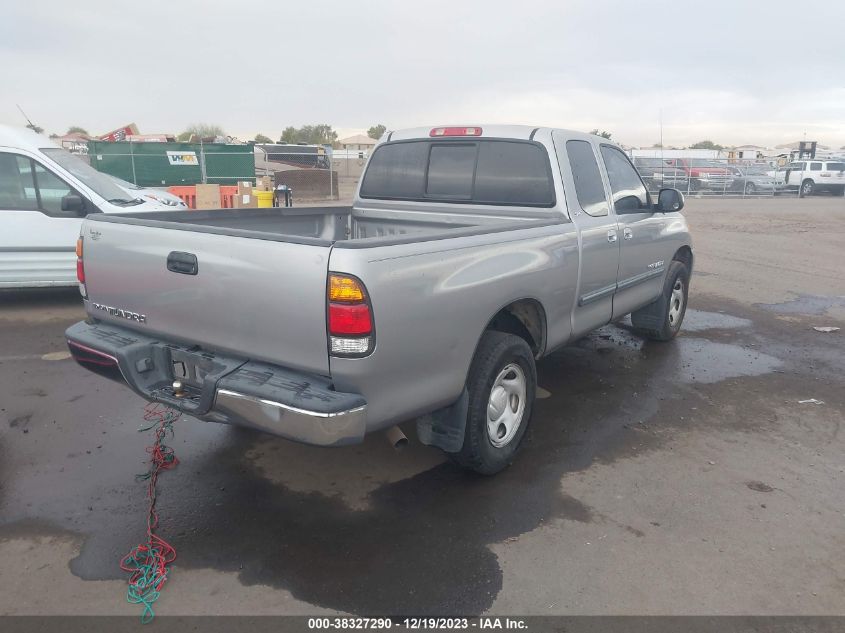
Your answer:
167,251 -> 198,275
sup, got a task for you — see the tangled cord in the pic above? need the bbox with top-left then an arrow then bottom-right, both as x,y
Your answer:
120,402 -> 181,623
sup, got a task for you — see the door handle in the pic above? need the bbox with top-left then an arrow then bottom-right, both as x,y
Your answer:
607,229 -> 617,243
623,228 -> 633,240
167,251 -> 198,275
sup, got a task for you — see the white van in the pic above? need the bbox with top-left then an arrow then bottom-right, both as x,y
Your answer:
0,125 -> 182,288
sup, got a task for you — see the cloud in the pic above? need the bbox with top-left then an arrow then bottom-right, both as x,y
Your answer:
1,0 -> 843,148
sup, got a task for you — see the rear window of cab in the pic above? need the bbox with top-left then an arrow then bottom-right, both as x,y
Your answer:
360,139 -> 555,207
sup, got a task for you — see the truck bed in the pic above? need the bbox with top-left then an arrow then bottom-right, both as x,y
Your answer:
87,206 -> 554,248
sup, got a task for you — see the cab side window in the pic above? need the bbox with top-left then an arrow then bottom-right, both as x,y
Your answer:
565,140 -> 609,217
809,162 -> 822,171
0,152 -> 77,216
0,153 -> 39,210
600,145 -> 650,212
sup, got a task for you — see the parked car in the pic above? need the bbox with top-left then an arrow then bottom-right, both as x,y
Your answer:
105,174 -> 188,208
726,165 -> 785,194
633,157 -> 690,191
663,158 -> 734,191
66,125 -> 693,475
0,125 -> 183,288
778,160 -> 845,197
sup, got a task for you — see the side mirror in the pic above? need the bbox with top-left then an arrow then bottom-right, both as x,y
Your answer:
61,194 -> 86,214
656,188 -> 684,212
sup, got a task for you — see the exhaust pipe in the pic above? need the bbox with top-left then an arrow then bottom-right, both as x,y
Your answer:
385,425 -> 408,450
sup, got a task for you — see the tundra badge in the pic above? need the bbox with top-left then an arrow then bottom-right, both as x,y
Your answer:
91,303 -> 147,324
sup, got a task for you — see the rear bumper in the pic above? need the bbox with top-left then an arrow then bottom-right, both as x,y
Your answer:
65,320 -> 367,446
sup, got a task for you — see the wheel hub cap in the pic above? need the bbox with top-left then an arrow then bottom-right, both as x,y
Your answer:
668,278 -> 685,326
486,363 -> 527,448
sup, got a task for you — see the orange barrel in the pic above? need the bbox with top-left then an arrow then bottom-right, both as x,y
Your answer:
167,186 -> 196,209
219,185 -> 237,209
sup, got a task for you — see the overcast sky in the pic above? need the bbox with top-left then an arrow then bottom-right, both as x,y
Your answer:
2,0 -> 843,148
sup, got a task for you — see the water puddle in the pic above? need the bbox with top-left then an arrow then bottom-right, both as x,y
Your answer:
672,338 -> 782,384
681,309 -> 752,332
757,294 -> 845,316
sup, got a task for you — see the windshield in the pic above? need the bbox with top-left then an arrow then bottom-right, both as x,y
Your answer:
105,173 -> 144,191
40,147 -> 138,203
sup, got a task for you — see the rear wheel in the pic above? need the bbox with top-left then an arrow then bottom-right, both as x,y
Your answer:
744,182 -> 756,195
449,331 -> 536,475
800,179 -> 815,197
834,185 -> 845,197
631,260 -> 690,341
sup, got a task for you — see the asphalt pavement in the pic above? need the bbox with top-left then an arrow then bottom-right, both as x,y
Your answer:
1,197 -> 843,616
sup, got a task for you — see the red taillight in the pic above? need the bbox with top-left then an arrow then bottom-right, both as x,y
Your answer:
429,126 -> 482,137
329,303 -> 372,336
76,236 -> 87,298
328,273 -> 373,355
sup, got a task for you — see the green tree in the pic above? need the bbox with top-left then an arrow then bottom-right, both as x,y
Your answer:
67,126 -> 89,136
367,124 -> 387,139
278,124 -> 338,145
689,140 -> 724,150
651,143 -> 663,148
25,123 -> 44,134
590,129 -> 612,139
279,126 -> 298,143
254,133 -> 272,143
301,124 -> 337,145
177,123 -> 225,142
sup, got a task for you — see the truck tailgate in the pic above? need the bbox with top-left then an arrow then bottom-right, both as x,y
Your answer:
81,221 -> 331,375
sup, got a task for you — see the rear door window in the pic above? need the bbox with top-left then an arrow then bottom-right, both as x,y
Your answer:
825,163 -> 845,172
361,139 -> 554,207
565,140 -> 609,217
810,162 -> 822,171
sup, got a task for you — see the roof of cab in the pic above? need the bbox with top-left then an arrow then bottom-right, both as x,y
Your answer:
384,124 -> 600,144
0,124 -> 61,152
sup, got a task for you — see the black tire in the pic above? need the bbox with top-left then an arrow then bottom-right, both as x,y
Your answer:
835,185 -> 845,197
631,260 -> 690,341
799,179 -> 814,198
449,330 -> 536,475
744,182 -> 756,195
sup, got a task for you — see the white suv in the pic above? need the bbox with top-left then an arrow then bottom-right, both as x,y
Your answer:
781,160 -> 845,197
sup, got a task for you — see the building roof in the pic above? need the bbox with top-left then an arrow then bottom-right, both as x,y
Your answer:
339,134 -> 377,146
732,144 -> 765,150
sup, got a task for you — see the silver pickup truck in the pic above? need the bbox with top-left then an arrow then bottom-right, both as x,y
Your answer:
66,125 -> 692,474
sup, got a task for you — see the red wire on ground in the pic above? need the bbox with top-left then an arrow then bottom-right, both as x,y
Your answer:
119,402 -> 181,624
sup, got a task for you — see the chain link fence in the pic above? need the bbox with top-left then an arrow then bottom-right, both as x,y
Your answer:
630,155 -> 806,198
253,144 -> 346,202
